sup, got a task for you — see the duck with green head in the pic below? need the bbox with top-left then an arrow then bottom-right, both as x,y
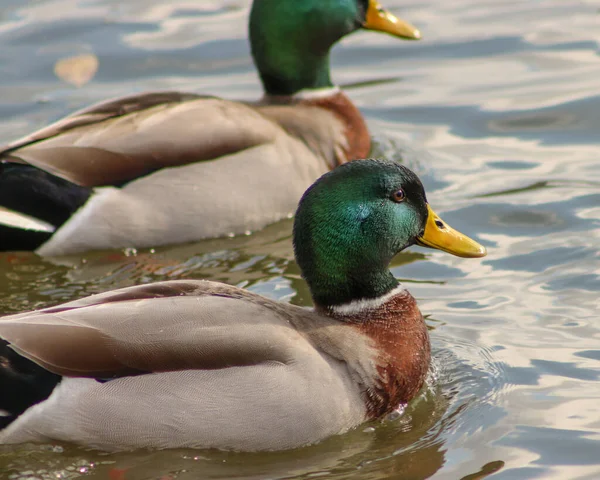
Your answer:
0,159 -> 486,450
0,0 -> 420,255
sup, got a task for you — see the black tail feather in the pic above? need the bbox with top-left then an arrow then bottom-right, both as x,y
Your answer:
0,225 -> 55,251
0,163 -> 91,251
0,339 -> 61,428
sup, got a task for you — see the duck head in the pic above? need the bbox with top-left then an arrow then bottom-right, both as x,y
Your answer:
293,159 -> 486,308
250,0 -> 420,96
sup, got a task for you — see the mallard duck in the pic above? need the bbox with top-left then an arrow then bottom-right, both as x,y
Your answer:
0,0 -> 420,256
0,159 -> 486,451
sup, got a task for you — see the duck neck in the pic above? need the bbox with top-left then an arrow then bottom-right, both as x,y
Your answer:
256,53 -> 334,96
325,282 -> 406,316
312,269 -> 401,313
249,1 -> 351,96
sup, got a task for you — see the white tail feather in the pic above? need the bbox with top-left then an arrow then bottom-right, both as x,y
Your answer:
0,207 -> 55,233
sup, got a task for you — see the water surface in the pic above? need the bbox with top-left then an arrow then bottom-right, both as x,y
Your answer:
1,0 -> 599,479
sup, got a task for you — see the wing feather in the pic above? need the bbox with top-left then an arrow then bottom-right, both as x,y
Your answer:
0,280 -> 309,377
1,94 -> 278,187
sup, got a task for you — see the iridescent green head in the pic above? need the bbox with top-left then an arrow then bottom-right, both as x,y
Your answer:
293,159 -> 486,308
249,0 -> 421,96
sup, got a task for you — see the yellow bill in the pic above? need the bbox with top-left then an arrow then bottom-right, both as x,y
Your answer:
416,205 -> 487,258
363,0 -> 421,40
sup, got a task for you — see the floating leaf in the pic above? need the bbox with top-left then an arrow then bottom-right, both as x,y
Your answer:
54,53 -> 99,88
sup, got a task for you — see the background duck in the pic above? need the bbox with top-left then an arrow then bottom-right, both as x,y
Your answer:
0,159 -> 486,451
0,0 -> 420,256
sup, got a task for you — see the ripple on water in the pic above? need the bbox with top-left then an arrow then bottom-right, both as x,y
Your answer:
1,0 -> 600,478
430,336 -> 509,440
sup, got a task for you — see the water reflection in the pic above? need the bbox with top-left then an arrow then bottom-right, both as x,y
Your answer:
1,0 -> 600,478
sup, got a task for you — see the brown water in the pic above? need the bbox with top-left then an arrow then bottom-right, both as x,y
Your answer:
1,0 -> 600,479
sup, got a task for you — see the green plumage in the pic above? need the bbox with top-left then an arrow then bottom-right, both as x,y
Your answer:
250,0 -> 368,95
293,159 -> 429,307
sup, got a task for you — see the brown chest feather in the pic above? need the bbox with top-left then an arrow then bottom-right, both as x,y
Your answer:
336,291 -> 431,418
302,92 -> 371,164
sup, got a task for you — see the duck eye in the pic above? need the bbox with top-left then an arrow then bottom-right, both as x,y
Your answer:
391,189 -> 406,203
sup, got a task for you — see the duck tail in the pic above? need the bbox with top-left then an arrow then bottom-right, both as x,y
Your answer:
0,339 -> 61,429
0,162 -> 91,251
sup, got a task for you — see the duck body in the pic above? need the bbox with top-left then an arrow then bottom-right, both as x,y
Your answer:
0,279 -> 427,451
0,0 -> 421,255
3,90 -> 361,256
0,159 -> 486,451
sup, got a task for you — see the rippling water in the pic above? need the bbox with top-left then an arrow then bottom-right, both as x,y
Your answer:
1,0 -> 600,479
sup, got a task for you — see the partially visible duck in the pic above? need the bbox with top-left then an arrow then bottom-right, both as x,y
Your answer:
0,159 -> 486,451
0,0 -> 420,255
